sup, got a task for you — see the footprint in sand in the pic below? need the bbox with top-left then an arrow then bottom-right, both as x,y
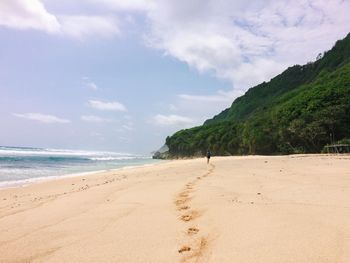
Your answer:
176,165 -> 215,259
181,215 -> 192,222
178,246 -> 191,253
180,211 -> 200,222
179,192 -> 189,198
175,197 -> 191,207
187,227 -> 199,235
179,205 -> 190,211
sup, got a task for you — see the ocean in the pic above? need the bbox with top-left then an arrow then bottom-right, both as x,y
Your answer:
0,146 -> 159,188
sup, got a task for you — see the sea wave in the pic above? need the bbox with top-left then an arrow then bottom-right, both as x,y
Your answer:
89,156 -> 151,161
0,146 -> 135,158
0,146 -> 151,161
0,146 -> 156,186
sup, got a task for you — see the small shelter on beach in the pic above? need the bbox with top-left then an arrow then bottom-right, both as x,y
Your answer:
324,144 -> 350,154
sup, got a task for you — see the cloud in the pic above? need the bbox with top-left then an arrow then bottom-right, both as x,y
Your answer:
114,120 -> 134,133
85,82 -> 98,91
90,0 -> 155,11
132,0 -> 350,127
155,89 -> 241,126
88,100 -> 127,111
0,0 -> 60,33
118,136 -> 131,142
153,114 -> 193,126
81,115 -> 113,123
122,123 -> 135,130
0,0 -> 120,39
59,15 -> 120,40
178,92 -> 234,103
144,0 -> 350,91
13,112 -> 70,123
82,78 -> 98,91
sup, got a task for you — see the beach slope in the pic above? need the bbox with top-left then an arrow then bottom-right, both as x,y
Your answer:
0,155 -> 350,262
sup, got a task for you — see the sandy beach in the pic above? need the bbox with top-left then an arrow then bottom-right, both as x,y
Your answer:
0,155 -> 350,263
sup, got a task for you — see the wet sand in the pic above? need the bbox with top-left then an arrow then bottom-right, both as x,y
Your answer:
0,155 -> 350,263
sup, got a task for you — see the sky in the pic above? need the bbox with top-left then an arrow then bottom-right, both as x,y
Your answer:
0,0 -> 349,154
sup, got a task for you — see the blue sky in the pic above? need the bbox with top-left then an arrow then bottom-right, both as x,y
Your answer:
0,0 -> 349,154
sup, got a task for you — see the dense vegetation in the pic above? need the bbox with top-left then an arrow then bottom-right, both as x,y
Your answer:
162,33 -> 350,157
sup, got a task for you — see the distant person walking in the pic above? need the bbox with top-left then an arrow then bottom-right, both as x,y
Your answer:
206,150 -> 211,164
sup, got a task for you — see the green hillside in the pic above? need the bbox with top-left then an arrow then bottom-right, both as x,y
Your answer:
162,33 -> 350,157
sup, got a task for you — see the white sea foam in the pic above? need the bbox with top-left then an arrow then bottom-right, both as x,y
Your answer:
0,146 -> 138,158
89,156 -> 150,161
0,146 -> 156,187
0,161 -> 163,189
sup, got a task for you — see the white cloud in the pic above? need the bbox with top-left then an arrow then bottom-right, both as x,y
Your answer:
0,0 -> 60,33
90,0 -> 155,11
81,115 -> 113,123
118,136 -> 131,142
135,0 -> 350,127
153,114 -> 193,126
151,90 -> 244,128
88,100 -> 127,111
122,124 -> 134,131
178,92 -> 234,103
144,0 -> 350,91
13,113 -> 70,124
3,0 -> 350,131
114,121 -> 134,133
86,82 -> 98,91
59,15 -> 120,40
0,0 -> 120,39
82,78 -> 98,91
156,89 -> 241,126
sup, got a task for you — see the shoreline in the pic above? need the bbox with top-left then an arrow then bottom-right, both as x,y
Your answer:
0,155 -> 349,262
0,160 -> 165,190
0,152 -> 346,190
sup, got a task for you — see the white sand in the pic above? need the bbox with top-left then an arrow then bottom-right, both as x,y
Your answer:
0,155 -> 349,263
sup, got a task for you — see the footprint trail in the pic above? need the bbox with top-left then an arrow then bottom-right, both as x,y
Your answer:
174,163 -> 215,262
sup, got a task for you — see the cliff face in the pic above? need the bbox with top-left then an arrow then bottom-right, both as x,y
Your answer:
161,33 -> 350,158
152,145 -> 169,159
